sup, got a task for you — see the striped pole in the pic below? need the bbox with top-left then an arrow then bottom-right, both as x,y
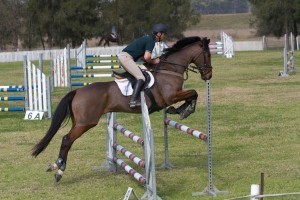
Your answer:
113,157 -> 146,184
102,92 -> 159,199
71,82 -> 93,87
0,85 -> 24,89
71,74 -> 114,78
113,143 -> 145,168
113,123 -> 144,146
0,107 -> 25,112
71,65 -> 122,70
86,54 -> 118,58
164,118 -> 207,141
0,88 -> 24,92
86,60 -> 118,63
0,96 -> 25,101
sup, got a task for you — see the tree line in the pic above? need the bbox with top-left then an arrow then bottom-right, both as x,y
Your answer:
0,0 -> 299,51
249,0 -> 300,38
0,0 -> 199,51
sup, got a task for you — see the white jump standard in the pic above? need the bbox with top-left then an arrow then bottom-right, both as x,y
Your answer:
103,92 -> 160,200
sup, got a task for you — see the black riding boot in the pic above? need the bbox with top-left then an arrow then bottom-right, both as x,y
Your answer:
130,79 -> 145,108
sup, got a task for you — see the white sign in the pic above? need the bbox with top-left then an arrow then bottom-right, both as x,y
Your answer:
24,111 -> 44,120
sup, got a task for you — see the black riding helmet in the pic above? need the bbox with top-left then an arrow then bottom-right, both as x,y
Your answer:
152,23 -> 168,34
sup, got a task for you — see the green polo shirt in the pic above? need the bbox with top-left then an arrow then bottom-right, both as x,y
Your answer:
123,35 -> 156,61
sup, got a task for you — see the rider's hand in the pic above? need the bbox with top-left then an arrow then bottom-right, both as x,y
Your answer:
152,58 -> 160,64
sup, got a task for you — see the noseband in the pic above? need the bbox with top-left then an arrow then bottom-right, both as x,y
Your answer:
184,42 -> 212,78
156,41 -> 211,79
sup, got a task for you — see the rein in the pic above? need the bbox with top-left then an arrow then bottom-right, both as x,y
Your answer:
155,60 -> 187,79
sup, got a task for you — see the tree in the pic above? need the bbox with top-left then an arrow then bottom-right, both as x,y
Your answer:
21,0 -> 101,49
57,0 -> 101,47
0,0 -> 24,51
100,0 -> 200,43
19,0 -> 199,49
249,0 -> 299,37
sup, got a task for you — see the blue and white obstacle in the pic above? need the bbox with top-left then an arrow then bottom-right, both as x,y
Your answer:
68,40 -> 123,90
0,55 -> 52,119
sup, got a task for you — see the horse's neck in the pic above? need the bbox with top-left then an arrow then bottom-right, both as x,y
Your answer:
165,53 -> 191,68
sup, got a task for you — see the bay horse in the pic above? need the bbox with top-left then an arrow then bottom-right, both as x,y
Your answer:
32,36 -> 212,182
99,33 -> 120,47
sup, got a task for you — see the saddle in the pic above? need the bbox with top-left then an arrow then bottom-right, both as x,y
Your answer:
113,70 -> 161,113
113,70 -> 151,90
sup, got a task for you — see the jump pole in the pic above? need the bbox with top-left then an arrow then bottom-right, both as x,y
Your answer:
192,80 -> 227,196
98,92 -> 160,200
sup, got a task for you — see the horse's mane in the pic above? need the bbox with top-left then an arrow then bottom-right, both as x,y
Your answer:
162,36 -> 209,58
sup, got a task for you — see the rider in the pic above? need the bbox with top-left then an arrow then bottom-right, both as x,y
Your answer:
118,23 -> 168,108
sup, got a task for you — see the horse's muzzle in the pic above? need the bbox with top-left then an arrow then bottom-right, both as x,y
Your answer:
201,67 -> 213,80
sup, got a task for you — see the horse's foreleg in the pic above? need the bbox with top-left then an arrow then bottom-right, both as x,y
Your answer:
166,90 -> 198,119
179,99 -> 197,120
47,124 -> 96,182
166,101 -> 189,114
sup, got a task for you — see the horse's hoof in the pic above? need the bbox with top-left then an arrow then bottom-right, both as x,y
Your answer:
54,173 -> 62,182
166,106 -> 178,114
179,110 -> 190,120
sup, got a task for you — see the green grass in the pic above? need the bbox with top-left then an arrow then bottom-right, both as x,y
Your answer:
0,51 -> 300,200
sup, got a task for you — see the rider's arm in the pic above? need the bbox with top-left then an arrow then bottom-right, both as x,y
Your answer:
144,51 -> 160,64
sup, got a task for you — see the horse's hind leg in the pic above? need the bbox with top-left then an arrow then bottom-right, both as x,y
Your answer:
47,124 -> 96,182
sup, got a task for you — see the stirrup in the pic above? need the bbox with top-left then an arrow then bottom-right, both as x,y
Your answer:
129,99 -> 141,108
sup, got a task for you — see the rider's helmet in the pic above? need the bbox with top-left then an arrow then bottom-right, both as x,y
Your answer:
152,23 -> 169,34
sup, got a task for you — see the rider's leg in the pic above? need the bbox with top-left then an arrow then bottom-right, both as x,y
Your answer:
118,52 -> 145,107
130,79 -> 144,107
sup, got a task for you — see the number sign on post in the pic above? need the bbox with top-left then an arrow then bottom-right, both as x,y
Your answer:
24,111 -> 44,120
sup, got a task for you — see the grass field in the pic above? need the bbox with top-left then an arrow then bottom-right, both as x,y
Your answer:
195,13 -> 253,30
184,13 -> 259,41
0,50 -> 299,200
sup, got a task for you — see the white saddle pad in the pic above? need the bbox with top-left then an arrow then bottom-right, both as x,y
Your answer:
115,71 -> 155,96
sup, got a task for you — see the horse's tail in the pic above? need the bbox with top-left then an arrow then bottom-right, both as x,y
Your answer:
32,90 -> 77,157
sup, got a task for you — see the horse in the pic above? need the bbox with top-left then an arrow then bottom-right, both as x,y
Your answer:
99,33 -> 120,47
32,36 -> 213,182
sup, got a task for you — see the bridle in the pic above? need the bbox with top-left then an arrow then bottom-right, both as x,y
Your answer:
156,41 -> 212,80
190,42 -> 212,75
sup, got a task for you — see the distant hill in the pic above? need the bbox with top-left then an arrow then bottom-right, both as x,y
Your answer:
191,0 -> 251,14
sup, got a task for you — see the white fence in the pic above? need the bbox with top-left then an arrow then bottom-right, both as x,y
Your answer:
4,39 -> 291,63
0,46 -> 126,63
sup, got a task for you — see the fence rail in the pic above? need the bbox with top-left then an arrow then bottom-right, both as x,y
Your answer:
0,46 -> 126,63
